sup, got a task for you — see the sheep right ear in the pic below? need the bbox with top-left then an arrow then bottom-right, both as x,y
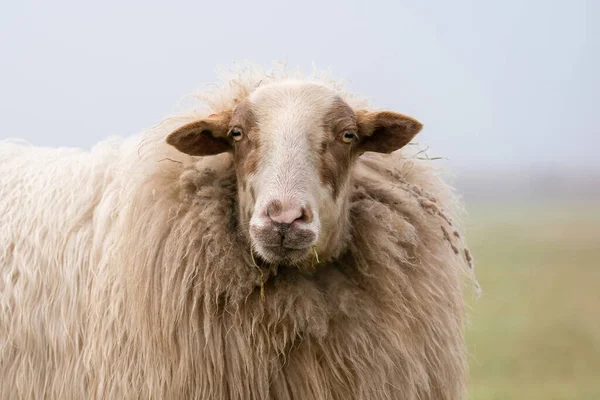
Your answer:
166,112 -> 232,156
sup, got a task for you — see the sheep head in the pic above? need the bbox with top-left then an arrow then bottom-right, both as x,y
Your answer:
166,81 -> 422,265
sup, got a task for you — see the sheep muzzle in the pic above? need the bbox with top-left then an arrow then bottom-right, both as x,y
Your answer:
249,200 -> 318,263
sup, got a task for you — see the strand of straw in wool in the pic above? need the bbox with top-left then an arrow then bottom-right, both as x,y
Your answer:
249,244 -> 322,301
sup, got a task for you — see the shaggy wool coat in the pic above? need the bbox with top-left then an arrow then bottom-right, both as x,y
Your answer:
0,69 -> 476,400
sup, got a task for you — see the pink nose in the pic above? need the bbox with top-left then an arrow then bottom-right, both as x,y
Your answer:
266,200 -> 312,226
269,208 -> 302,224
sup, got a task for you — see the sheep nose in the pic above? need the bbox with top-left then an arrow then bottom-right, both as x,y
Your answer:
268,207 -> 303,225
265,201 -> 312,236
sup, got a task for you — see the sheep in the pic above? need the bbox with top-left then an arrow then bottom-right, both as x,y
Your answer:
0,66 -> 477,400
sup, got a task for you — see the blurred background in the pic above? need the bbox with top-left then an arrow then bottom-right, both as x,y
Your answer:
1,1 -> 598,398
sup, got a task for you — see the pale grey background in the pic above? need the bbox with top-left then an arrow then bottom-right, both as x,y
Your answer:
1,0 -> 597,178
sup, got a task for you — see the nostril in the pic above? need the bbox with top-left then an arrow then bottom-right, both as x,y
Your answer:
299,208 -> 306,222
265,200 -> 283,220
300,206 -> 313,223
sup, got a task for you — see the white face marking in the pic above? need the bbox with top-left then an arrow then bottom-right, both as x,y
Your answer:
240,81 -> 347,264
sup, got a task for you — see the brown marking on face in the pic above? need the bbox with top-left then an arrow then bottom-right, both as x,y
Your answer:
301,204 -> 314,223
231,100 -> 257,133
319,98 -> 358,198
230,100 -> 261,182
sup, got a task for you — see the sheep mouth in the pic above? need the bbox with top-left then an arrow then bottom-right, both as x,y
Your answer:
249,225 -> 317,264
255,244 -> 313,264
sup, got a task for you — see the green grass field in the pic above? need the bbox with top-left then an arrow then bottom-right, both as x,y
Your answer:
464,204 -> 600,399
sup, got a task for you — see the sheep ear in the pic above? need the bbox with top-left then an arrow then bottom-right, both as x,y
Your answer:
355,111 -> 423,154
166,112 -> 232,156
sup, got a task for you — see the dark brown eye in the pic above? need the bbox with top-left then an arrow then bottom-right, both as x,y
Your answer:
342,130 -> 357,144
230,126 -> 243,141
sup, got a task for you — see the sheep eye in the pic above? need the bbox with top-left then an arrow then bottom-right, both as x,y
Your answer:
230,127 -> 244,141
342,130 -> 357,144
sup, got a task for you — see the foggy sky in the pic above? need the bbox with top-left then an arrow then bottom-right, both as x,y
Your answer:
1,0 -> 597,171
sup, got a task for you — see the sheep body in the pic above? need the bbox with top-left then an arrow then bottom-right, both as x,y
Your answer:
0,68 -> 475,399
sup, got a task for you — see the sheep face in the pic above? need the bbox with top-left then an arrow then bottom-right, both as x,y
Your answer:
167,81 -> 422,265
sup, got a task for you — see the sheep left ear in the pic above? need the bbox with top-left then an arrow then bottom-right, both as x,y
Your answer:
356,111 -> 423,154
166,111 -> 232,156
